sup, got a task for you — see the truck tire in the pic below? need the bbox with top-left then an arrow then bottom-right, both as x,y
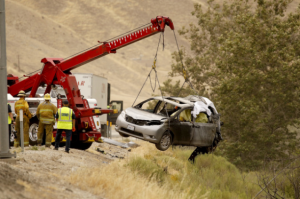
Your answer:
29,118 -> 39,146
10,132 -> 15,147
71,141 -> 93,150
119,132 -> 129,137
10,124 -> 15,147
78,143 -> 93,150
155,131 -> 172,151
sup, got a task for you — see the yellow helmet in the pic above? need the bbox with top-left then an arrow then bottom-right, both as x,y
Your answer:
44,93 -> 51,100
17,90 -> 26,97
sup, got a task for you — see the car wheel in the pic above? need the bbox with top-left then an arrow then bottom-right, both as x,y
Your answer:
119,132 -> 129,137
29,122 -> 39,146
155,131 -> 172,151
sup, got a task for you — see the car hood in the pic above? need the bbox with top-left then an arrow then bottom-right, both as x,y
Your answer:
125,107 -> 167,120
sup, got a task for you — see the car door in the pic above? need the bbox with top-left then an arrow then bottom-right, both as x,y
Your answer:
170,108 -> 193,146
189,121 -> 216,147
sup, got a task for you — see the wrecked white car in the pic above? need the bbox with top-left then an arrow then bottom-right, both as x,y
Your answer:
115,95 -> 222,151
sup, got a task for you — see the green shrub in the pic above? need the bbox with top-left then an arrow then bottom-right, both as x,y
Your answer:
127,147 -> 260,199
127,157 -> 166,183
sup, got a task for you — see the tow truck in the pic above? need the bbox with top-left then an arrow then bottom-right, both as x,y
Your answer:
7,16 -> 174,149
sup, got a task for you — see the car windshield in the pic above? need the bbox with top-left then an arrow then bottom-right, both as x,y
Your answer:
134,99 -> 159,113
134,98 -> 181,117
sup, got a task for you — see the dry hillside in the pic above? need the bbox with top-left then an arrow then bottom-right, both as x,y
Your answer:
5,0 -> 200,108
5,0 -> 300,108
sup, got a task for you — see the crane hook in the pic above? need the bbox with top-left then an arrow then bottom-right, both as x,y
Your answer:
183,70 -> 187,80
152,59 -> 157,69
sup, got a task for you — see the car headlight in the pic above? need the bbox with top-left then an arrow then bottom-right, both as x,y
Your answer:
120,111 -> 126,118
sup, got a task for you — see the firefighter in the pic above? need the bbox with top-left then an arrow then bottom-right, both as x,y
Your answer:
36,93 -> 57,147
14,90 -> 32,147
54,100 -> 75,153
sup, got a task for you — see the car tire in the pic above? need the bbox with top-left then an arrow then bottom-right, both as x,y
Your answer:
119,132 -> 129,137
155,131 -> 172,151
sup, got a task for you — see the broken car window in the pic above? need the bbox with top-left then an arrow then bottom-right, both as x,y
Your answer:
156,102 -> 178,117
134,99 -> 159,113
156,101 -> 165,114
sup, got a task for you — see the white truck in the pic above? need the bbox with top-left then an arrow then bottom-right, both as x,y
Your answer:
73,73 -> 108,125
73,73 -> 124,126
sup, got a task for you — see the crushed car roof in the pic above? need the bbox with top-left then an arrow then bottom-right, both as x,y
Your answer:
151,96 -> 218,114
151,96 -> 193,108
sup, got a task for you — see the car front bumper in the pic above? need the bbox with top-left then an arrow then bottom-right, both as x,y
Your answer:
115,114 -> 167,144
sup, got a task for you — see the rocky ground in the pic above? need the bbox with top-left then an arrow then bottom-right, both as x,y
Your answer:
0,141 -> 132,199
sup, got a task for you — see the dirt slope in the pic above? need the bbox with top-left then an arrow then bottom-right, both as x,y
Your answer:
0,144 -> 114,199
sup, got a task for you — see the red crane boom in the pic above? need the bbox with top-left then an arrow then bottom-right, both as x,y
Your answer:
7,16 -> 174,147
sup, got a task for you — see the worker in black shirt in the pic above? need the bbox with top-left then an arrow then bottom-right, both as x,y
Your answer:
53,100 -> 76,153
8,103 -> 15,148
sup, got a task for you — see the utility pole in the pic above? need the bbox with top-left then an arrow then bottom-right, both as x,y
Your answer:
0,0 -> 16,158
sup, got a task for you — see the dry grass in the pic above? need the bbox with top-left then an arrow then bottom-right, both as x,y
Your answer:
69,141 -> 261,199
69,161 -> 190,199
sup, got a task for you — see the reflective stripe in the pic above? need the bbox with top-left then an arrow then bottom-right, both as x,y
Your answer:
43,121 -> 52,123
40,118 -> 54,121
40,117 -> 54,124
39,109 -> 53,113
58,108 -> 72,122
15,104 -> 25,107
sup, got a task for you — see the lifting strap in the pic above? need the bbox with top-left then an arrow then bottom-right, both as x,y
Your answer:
132,29 -> 199,107
132,33 -> 165,107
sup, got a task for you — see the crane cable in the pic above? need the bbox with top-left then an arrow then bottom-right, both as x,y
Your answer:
172,30 -> 198,96
131,32 -> 163,106
132,29 -> 200,105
